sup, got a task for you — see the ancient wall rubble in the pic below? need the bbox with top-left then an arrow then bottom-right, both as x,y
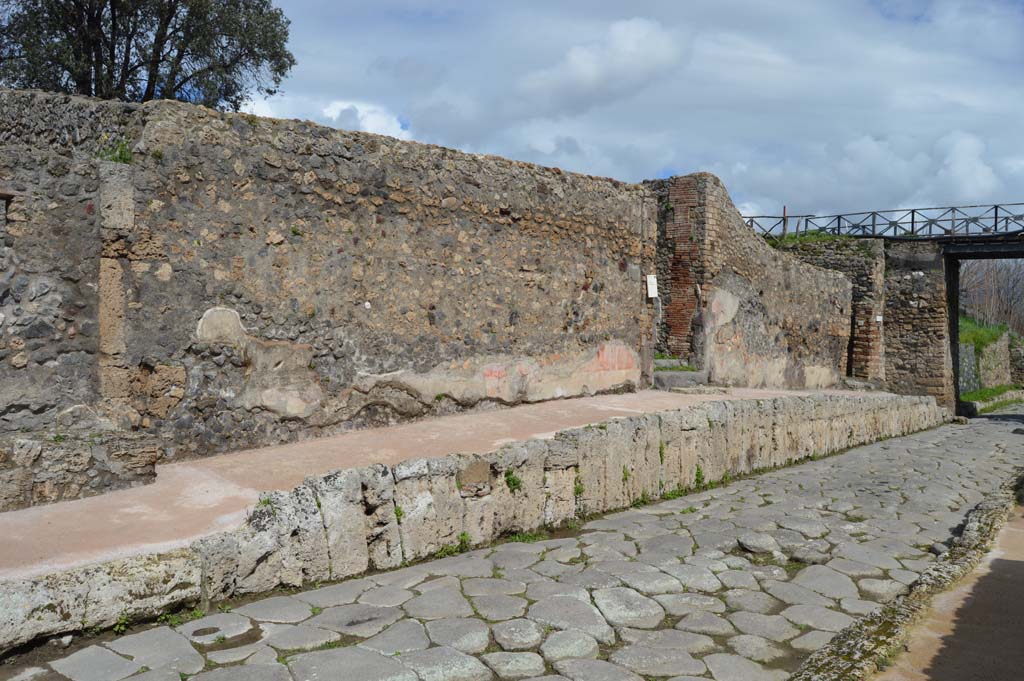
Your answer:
649,173 -> 852,388
882,243 -> 955,408
778,238 -> 886,382
977,332 -> 1012,389
0,391 -> 947,654
780,236 -> 958,409
1011,344 -> 1024,385
0,89 -> 657,509
959,343 -> 980,394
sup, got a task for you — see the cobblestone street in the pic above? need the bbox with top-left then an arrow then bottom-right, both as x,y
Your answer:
12,411 -> 1024,681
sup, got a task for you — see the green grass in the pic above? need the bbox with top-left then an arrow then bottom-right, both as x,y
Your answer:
961,384 -> 1021,403
98,139 -> 133,164
959,315 -> 1008,354
979,398 -> 1024,414
765,230 -> 849,247
504,530 -> 549,543
654,364 -> 697,372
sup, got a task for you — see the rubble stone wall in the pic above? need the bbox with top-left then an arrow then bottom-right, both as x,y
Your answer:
882,242 -> 955,409
977,332 -> 1012,389
0,391 -> 947,654
778,238 -> 886,381
0,89 -> 657,509
959,343 -> 980,395
1011,345 -> 1024,385
649,173 -> 852,387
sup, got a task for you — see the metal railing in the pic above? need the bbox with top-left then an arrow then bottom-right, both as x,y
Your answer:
744,203 -> 1024,239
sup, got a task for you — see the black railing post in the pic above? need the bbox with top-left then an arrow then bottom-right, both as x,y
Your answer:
994,205 -> 1000,232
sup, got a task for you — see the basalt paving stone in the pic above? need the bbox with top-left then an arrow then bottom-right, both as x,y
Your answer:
105,626 -> 205,675
727,634 -> 788,663
358,586 -> 415,607
526,597 -> 615,644
618,628 -> 716,654
306,603 -> 403,637
23,416 -> 1024,681
780,604 -> 852,635
609,644 -> 706,677
491,618 -> 544,650
397,646 -> 493,681
49,646 -> 142,681
402,587 -> 475,620
481,652 -> 546,680
539,630 -> 600,661
473,594 -> 528,621
592,587 -> 665,628
288,647 -> 416,681
262,623 -> 341,652
193,665 -> 292,681
176,613 -> 255,645
553,658 -> 643,681
424,618 -> 491,654
358,619 -> 430,656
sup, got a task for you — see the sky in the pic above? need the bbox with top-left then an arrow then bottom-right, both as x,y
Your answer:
247,0 -> 1024,216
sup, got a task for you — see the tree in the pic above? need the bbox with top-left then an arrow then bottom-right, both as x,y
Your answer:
960,259 -> 1024,336
0,0 -> 295,111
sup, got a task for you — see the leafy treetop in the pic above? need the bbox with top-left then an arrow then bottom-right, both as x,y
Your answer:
0,0 -> 295,111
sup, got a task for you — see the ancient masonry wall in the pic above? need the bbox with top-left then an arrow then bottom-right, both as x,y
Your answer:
977,332 -> 1012,389
0,90 -> 656,510
648,173 -> 852,388
778,239 -> 886,382
883,242 -> 955,409
0,391 -> 947,654
1011,345 -> 1024,385
958,343 -> 980,394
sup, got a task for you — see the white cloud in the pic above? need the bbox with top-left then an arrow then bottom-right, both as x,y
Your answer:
517,18 -> 687,118
258,1 -> 1023,213
322,100 -> 411,139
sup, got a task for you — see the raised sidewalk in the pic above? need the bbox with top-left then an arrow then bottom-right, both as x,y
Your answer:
0,389 -> 946,654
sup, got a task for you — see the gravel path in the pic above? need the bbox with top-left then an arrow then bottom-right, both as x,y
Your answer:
14,412 -> 1024,681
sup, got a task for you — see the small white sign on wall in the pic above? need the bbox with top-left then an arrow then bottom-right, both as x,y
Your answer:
646,274 -> 659,298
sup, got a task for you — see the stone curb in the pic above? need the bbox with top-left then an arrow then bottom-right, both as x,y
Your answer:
962,389 -> 1024,417
0,392 -> 947,655
790,464 -> 1024,681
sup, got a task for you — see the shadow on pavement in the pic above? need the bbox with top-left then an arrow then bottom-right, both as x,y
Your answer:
921,533 -> 1024,680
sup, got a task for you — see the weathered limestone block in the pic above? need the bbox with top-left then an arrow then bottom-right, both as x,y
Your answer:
0,550 -> 201,653
360,464 -> 403,570
82,551 -> 202,628
394,456 -> 465,560
489,440 -> 547,537
0,571 -> 92,652
543,466 -> 578,526
308,469 -> 370,580
261,484 -> 331,587
572,427 -> 610,516
631,414 -> 664,501
195,531 -> 244,603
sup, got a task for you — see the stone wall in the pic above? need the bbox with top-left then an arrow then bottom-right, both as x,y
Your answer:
0,391 -> 947,654
778,239 -> 886,381
958,343 -> 980,395
0,89 -> 657,509
1012,345 -> 1024,385
882,242 -> 954,409
649,173 -> 851,387
977,332 -> 1012,389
